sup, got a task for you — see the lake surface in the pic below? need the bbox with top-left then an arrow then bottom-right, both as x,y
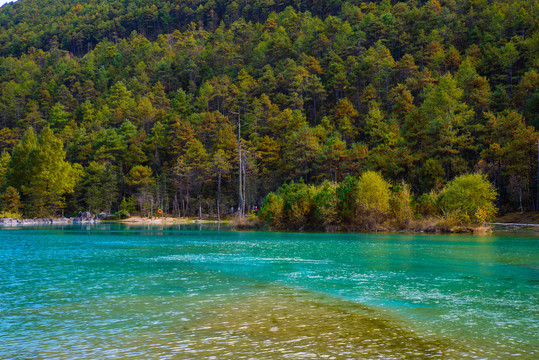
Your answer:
1,224 -> 537,359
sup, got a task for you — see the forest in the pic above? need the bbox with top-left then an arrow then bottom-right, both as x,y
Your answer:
0,0 -> 537,220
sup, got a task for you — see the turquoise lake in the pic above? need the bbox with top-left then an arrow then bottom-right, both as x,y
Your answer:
1,224 -> 537,359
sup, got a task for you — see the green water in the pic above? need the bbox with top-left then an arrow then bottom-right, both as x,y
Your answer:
1,224 -> 537,359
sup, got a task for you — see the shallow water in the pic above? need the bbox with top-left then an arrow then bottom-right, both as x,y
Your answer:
1,224 -> 537,359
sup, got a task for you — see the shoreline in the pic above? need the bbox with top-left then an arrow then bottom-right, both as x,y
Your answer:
0,217 -> 96,226
1,215 -> 538,233
0,216 -> 232,227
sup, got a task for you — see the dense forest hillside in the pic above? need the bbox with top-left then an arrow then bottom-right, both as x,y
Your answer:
0,0 -> 538,218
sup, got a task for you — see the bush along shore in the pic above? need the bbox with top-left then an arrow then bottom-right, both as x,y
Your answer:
258,171 -> 497,233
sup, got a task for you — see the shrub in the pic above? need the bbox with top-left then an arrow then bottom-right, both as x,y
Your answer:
391,181 -> 414,228
0,211 -> 22,219
259,192 -> 284,229
312,181 -> 338,228
279,181 -> 316,229
260,181 -> 321,230
355,171 -> 391,228
120,196 -> 136,214
117,210 -> 130,219
335,176 -> 359,225
414,190 -> 439,217
438,209 -> 468,231
437,173 -> 497,225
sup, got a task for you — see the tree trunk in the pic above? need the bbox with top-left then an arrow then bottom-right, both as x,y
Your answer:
238,113 -> 243,217
509,65 -> 513,94
242,151 -> 246,216
217,171 -> 222,221
173,192 -> 180,218
519,187 -> 523,214
536,139 -> 539,212
185,179 -> 190,216
313,96 -> 317,124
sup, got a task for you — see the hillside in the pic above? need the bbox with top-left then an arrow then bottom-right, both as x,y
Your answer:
0,0 -> 538,218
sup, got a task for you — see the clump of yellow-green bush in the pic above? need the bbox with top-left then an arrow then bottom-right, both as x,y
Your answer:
436,173 -> 497,229
259,172 -> 497,232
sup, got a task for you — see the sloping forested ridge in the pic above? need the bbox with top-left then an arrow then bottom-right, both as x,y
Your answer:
0,0 -> 538,218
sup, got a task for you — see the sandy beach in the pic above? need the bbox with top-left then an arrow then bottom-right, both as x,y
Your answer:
119,216 -> 229,224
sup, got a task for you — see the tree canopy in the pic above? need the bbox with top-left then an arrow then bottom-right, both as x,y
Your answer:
0,0 -> 537,217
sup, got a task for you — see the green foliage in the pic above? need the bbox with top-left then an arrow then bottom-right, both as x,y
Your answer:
278,181 -> 316,229
414,191 -> 440,218
0,151 -> 10,189
335,176 -> 359,225
480,111 -> 538,212
438,173 -> 497,225
126,165 -> 155,215
7,127 -> 82,217
418,73 -> 474,180
0,186 -> 21,215
50,103 -> 70,129
259,181 -> 320,230
0,0 -> 536,218
355,171 -> 391,228
121,196 -> 136,212
6,127 -> 38,191
259,192 -> 285,229
82,161 -> 118,213
119,196 -> 136,219
0,211 -> 21,219
391,181 -> 413,228
356,171 -> 391,215
312,181 -> 338,228
262,172 -> 392,230
126,165 -> 154,187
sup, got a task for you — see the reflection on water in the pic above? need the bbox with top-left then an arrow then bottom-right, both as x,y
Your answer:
0,225 -> 537,359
